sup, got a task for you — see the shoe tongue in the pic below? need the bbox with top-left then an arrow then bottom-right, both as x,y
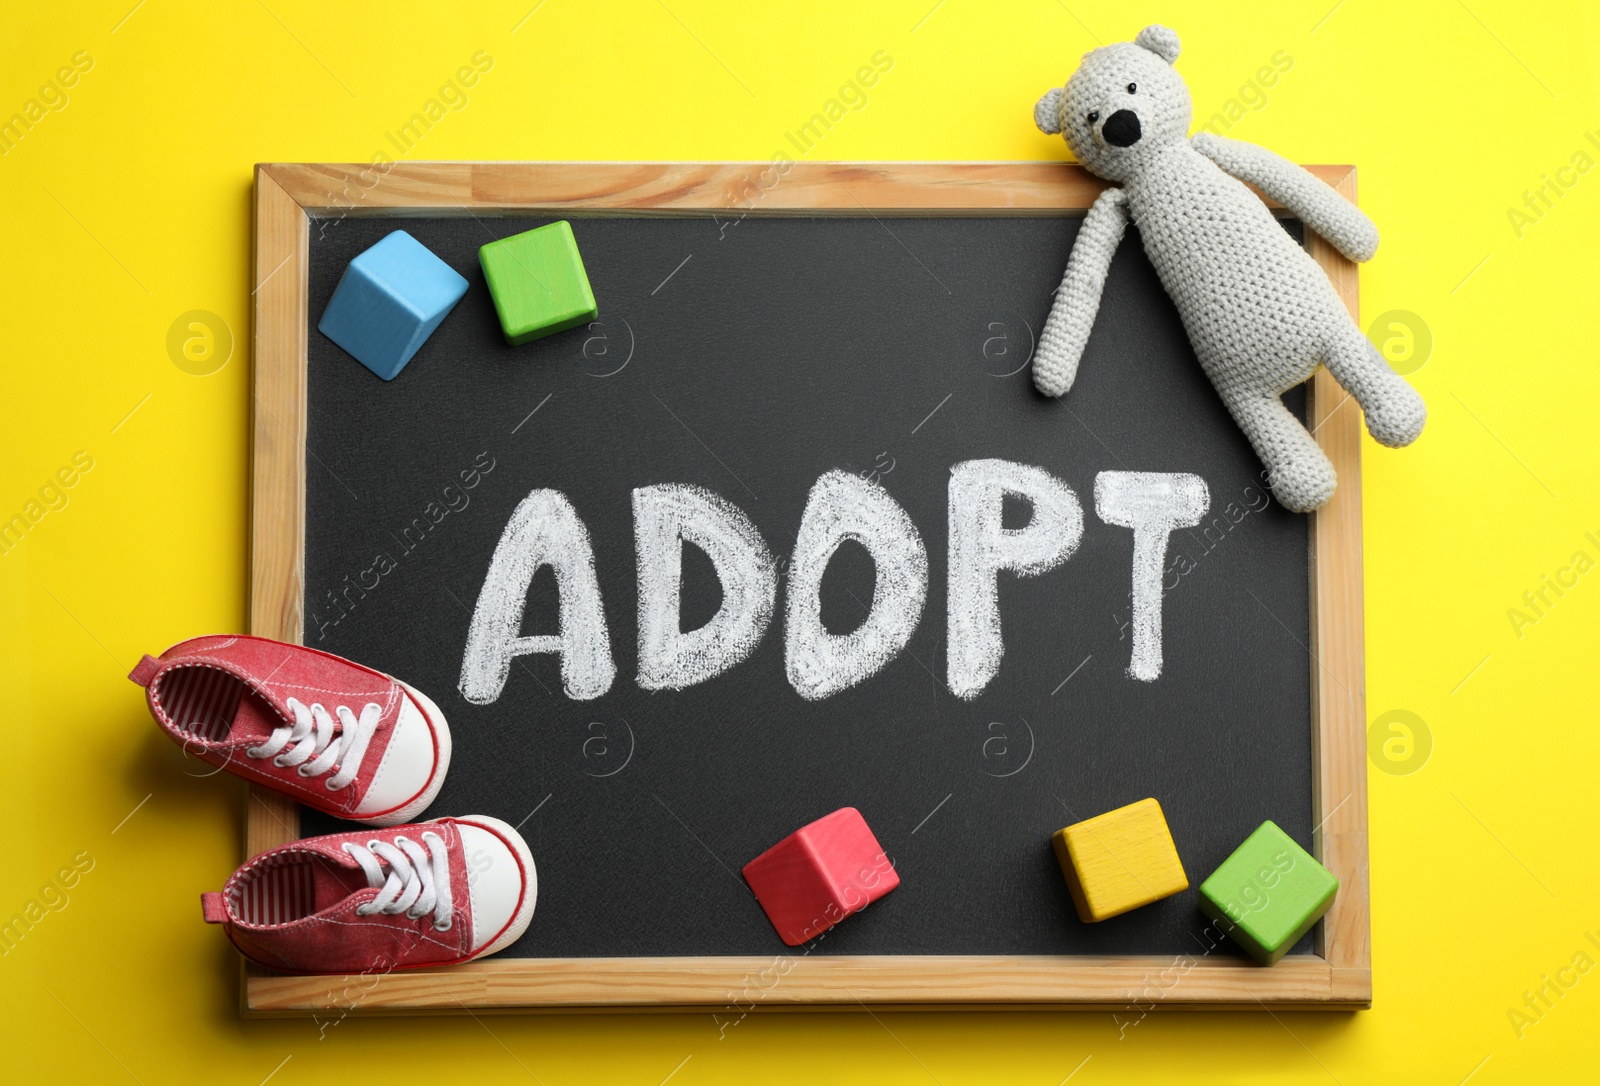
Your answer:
228,685 -> 291,745
310,854 -> 373,912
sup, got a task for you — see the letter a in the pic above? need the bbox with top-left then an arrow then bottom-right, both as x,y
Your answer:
459,489 -> 615,704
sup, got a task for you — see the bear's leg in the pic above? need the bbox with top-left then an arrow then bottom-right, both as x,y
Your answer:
1321,326 -> 1427,448
1224,392 -> 1338,513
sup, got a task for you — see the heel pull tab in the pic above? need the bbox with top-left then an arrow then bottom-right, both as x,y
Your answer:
200,892 -> 228,924
128,655 -> 161,688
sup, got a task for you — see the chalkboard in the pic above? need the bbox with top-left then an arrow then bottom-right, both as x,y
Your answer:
248,163 -> 1370,1012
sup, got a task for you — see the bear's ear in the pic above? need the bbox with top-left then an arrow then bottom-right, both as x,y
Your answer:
1034,87 -> 1064,135
1135,25 -> 1180,65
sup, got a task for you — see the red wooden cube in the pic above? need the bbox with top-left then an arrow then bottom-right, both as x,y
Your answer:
742,807 -> 900,946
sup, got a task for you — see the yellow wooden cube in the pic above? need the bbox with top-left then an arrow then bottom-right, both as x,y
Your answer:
1052,798 -> 1189,922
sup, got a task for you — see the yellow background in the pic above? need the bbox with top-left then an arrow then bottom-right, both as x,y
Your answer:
3,0 -> 1597,1081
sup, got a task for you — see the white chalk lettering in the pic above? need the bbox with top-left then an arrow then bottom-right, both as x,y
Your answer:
947,459 -> 1084,699
1094,471 -> 1209,681
634,483 -> 777,690
785,470 -> 928,701
459,489 -> 615,704
456,465 -> 1222,705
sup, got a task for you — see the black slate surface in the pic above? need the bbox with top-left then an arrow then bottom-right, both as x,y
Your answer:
300,211 -> 1314,960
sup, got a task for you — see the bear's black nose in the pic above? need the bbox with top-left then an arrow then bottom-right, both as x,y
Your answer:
1101,109 -> 1141,147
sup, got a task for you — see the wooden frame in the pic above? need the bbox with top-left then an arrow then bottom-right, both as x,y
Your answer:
248,162 -> 1369,1014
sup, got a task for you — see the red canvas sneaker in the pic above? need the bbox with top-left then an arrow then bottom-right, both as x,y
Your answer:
200,815 -> 537,973
130,634 -> 451,827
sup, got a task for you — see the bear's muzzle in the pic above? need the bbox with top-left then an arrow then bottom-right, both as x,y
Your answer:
1101,110 -> 1141,148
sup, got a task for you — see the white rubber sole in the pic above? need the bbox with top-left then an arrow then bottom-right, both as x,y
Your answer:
452,814 -> 538,961
358,680 -> 454,827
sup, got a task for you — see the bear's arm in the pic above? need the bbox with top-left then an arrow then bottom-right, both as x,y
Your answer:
1191,131 -> 1379,263
1033,187 -> 1129,398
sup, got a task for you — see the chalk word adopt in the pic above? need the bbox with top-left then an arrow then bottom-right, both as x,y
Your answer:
459,462 -> 1210,704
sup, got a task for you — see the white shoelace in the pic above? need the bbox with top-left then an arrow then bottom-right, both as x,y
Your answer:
246,697 -> 380,791
343,833 -> 454,931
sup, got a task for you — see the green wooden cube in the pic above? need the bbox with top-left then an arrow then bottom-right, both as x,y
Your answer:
478,221 -> 597,346
1197,821 -> 1338,965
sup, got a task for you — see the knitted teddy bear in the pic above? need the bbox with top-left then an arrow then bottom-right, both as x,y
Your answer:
1031,25 -> 1425,512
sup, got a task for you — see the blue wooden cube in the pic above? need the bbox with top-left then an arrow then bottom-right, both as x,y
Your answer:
316,230 -> 469,380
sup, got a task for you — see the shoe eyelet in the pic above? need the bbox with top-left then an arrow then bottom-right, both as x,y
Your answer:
434,919 -> 452,932
296,766 -> 314,777
272,756 -> 288,768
